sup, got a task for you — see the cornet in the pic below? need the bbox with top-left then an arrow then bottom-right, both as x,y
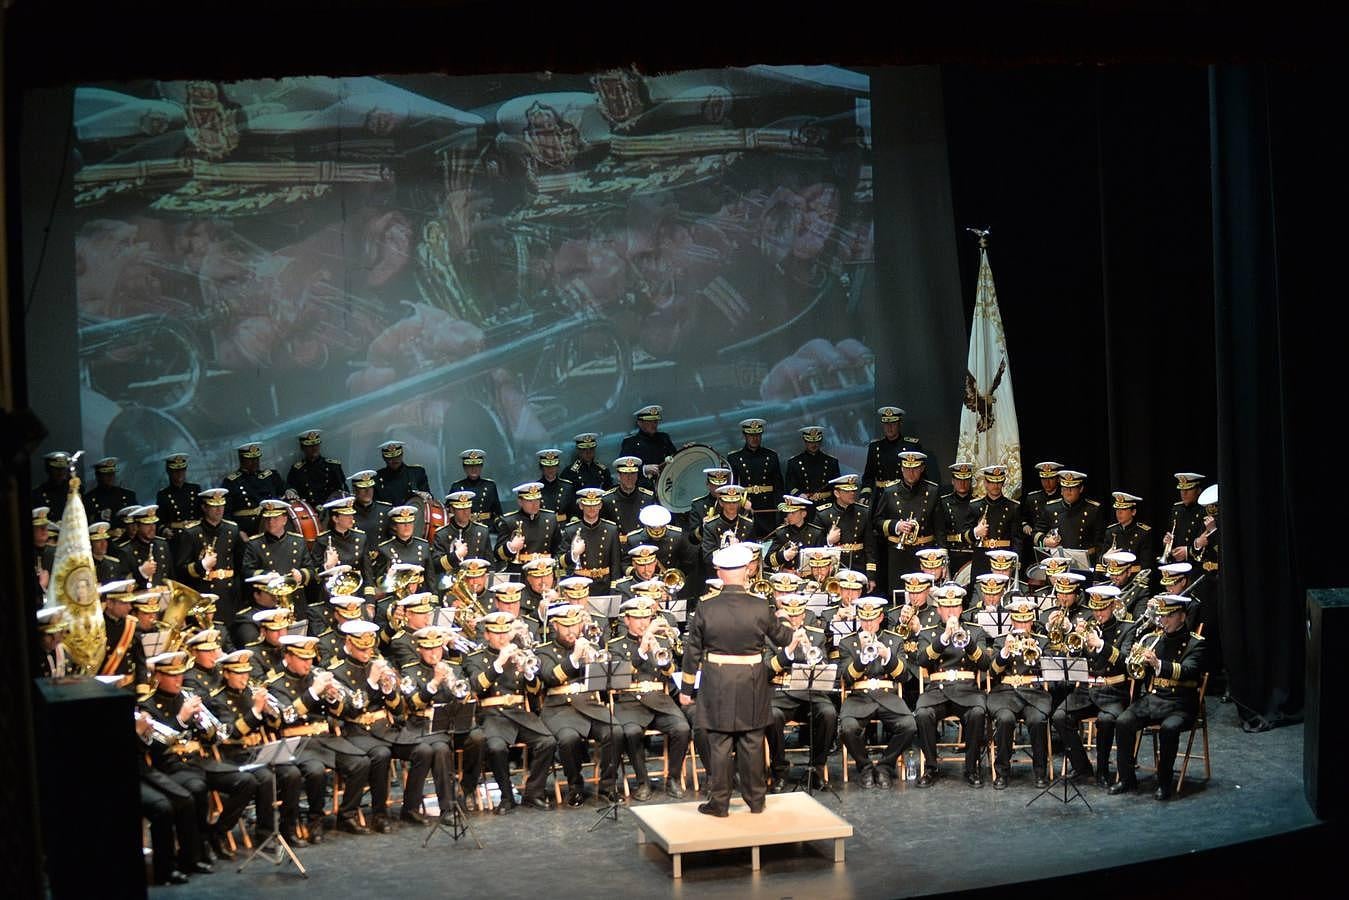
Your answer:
1126,629 -> 1164,680
138,711 -> 188,746
644,620 -> 680,668
181,689 -> 224,737
249,680 -> 285,719
1007,634 -> 1041,666
794,627 -> 824,666
896,514 -> 919,547
948,622 -> 970,650
857,630 -> 881,665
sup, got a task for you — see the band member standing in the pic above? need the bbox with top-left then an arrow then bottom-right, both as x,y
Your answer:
966,464 -> 1021,579
679,543 -> 794,817
566,432 -> 613,492
373,440 -> 431,506
861,406 -> 927,501
1020,461 -> 1063,554
447,449 -> 503,532
1110,594 -> 1207,800
784,425 -> 840,511
765,496 -> 822,574
873,451 -> 941,592
1033,470 -> 1106,566
316,495 -> 375,590
432,490 -> 493,577
242,499 -> 316,590
286,430 -> 347,507
699,484 -> 757,569
817,474 -> 874,586
1100,491 -> 1153,566
562,487 -> 622,592
156,452 -> 201,538
913,588 -> 991,787
683,467 -> 732,547
350,470 -> 393,545
89,520 -> 134,584
602,457 -> 657,541
622,505 -> 693,576
99,580 -> 140,686
496,482 -> 561,575
125,505 -> 174,590
462,612 -> 557,813
766,595 -> 839,790
175,488 -> 244,625
936,462 -> 976,578
34,451 -> 74,520
620,405 -> 677,482
36,606 -> 70,678
836,597 -> 916,788
986,599 -> 1053,789
1162,473 -> 1208,564
728,418 -> 783,538
536,449 -> 576,526
83,457 -> 138,529
222,442 -> 285,539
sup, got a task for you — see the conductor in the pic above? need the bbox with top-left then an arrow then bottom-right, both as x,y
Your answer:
680,543 -> 793,817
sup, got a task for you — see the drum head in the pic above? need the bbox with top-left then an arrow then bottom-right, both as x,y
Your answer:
657,444 -> 724,512
953,561 -> 972,587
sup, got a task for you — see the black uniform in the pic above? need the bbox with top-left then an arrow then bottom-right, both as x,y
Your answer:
93,551 -> 134,585
1020,486 -> 1059,554
84,483 -> 138,528
33,478 -> 72,521
815,500 -> 874,578
462,646 -> 556,808
561,517 -> 622,592
784,449 -> 840,508
683,493 -> 716,546
936,489 -> 975,580
287,457 -> 347,507
765,623 -> 840,780
1053,614 -> 1135,781
374,462 -> 431,506
606,631 -> 690,788
326,652 -> 399,822
495,509 -> 561,573
679,585 -> 794,814
125,534 -> 174,590
539,476 -> 577,526
622,525 -> 695,581
446,476 -> 503,530
535,641 -> 618,797
1101,520 -> 1154,570
431,520 -> 493,577
699,512 -> 757,568
242,530 -> 316,586
221,467 -> 286,538
727,445 -> 784,537
620,430 -> 677,470
352,499 -> 393,547
1113,625 -> 1208,791
764,521 -> 824,573
872,478 -> 941,591
316,526 -> 375,596
986,632 -> 1053,782
964,493 -> 1022,579
601,486 -> 656,544
1034,496 -> 1107,565
1162,501 -> 1207,563
913,623 -> 992,781
836,627 -> 916,781
207,681 -> 303,837
175,518 -> 245,626
157,481 -> 202,533
565,456 -> 612,492
394,657 -> 486,812
861,434 -> 926,497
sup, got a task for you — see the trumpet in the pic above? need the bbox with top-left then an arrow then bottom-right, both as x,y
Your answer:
643,619 -> 681,668
1006,634 -> 1041,666
249,680 -> 285,719
1046,610 -> 1068,645
513,646 -> 540,680
857,629 -> 881,665
138,711 -> 189,746
948,622 -> 970,650
1065,617 -> 1101,654
181,689 -> 224,737
433,661 -> 472,700
1126,628 -> 1164,680
1159,510 -> 1179,564
894,603 -> 916,640
793,627 -> 824,666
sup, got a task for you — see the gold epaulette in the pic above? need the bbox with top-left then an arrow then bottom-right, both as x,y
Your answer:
292,461 -> 304,470
1139,523 -> 1152,531
260,470 -> 273,477
265,671 -> 283,684
1190,632 -> 1205,641
209,685 -> 225,697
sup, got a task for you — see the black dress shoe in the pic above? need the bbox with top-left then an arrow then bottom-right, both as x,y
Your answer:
965,770 -> 984,788
523,795 -> 552,811
187,861 -> 214,876
282,832 -> 308,848
874,767 -> 893,789
697,801 -> 729,818
916,771 -> 934,788
199,840 -> 216,865
596,789 -> 620,807
306,822 -> 325,845
666,781 -> 687,800
164,870 -> 191,885
337,815 -> 371,835
1154,782 -> 1174,801
859,766 -> 876,788
1108,779 -> 1138,796
493,800 -> 515,815
400,807 -> 428,825
1034,773 -> 1050,789
633,782 -> 653,801
808,767 -> 827,789
372,812 -> 394,834
769,777 -> 788,794
748,805 -> 765,814
208,831 -> 236,861
992,775 -> 1008,790
1095,773 -> 1111,789
566,787 -> 585,808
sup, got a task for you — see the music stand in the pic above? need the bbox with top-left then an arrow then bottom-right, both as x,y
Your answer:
237,736 -> 310,877
1027,656 -> 1092,810
586,658 -> 634,831
975,609 -> 1014,639
422,699 -> 483,849
784,662 -> 841,802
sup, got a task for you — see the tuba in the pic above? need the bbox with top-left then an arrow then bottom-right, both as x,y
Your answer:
160,580 -> 206,652
447,573 -> 488,635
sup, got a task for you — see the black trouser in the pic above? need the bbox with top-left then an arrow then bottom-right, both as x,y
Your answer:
342,732 -> 393,816
482,718 -> 556,803
329,750 -> 372,818
165,763 -> 256,835
142,770 -> 199,879
286,755 -> 329,826
768,697 -> 839,773
684,701 -> 711,777
1114,701 -> 1195,785
551,719 -> 617,792
219,747 -> 291,835
1052,704 -> 1119,777
615,711 -> 691,783
240,766 -> 278,833
398,731 -> 485,813
914,700 -> 986,774
991,705 -> 1049,777
704,727 -> 768,813
839,708 -> 916,775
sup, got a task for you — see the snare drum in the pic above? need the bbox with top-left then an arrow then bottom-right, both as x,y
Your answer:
656,444 -> 724,512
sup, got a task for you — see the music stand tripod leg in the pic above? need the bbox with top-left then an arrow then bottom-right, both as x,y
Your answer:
424,715 -> 484,849
590,658 -> 625,831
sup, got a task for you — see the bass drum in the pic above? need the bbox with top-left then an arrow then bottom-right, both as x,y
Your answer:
656,444 -> 724,513
412,493 -> 448,544
285,499 -> 321,544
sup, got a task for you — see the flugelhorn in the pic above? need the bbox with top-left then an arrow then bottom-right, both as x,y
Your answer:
661,568 -> 685,592
1126,629 -> 1165,680
896,513 -> 919,547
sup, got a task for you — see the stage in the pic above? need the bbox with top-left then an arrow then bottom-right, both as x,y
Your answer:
149,696 -> 1319,899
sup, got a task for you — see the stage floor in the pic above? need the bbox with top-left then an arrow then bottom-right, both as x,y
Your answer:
151,696 -> 1316,899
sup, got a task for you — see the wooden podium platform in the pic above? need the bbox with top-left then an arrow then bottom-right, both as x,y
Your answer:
630,792 -> 852,878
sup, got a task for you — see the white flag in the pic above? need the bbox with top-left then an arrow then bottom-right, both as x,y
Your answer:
955,246 -> 1022,499
44,473 -> 106,674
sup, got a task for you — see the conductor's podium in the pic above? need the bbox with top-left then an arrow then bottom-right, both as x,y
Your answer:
630,792 -> 852,878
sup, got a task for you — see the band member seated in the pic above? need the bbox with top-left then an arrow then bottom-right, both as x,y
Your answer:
913,585 -> 991,787
1109,594 -> 1207,800
613,544 -> 663,599
140,650 -> 264,861
266,634 -> 374,837
700,484 -> 756,567
1041,571 -> 1087,651
913,546 -> 949,587
819,567 -> 868,634
765,496 -> 822,574
393,625 -> 486,820
462,611 -> 556,813
233,572 -> 287,647
963,574 -> 1011,627
387,593 -> 437,667
316,591 -> 370,662
134,707 -> 210,883
837,597 -> 916,788
326,620 -> 398,832
520,555 -> 559,617
800,546 -> 841,590
246,608 -> 294,680
1101,551 -> 1150,619
606,598 -> 691,800
987,599 -> 1053,789
534,603 -> 619,807
1054,584 -> 1134,787
183,629 -> 225,696
206,648 -> 306,846
766,595 -> 839,790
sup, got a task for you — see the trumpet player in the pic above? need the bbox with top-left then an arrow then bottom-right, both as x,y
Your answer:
837,597 -> 915,789
613,544 -> 663,599
432,490 -> 493,576
316,592 -> 371,662
986,601 -> 1052,789
766,596 -> 838,791
535,604 -> 620,807
563,487 -> 621,591
1102,551 -> 1151,619
962,574 -> 1011,627
463,612 -> 556,813
140,651 -> 262,861
1020,461 -> 1063,551
386,593 -> 438,667
699,484 -> 756,568
206,649 -> 306,846
265,635 -> 374,837
819,568 -> 868,634
184,629 -> 226,696
965,464 -> 1021,579
817,473 -> 874,580
914,588 -> 990,787
1110,594 -> 1208,800
373,506 -> 435,604
607,598 -> 691,800
496,481 -> 562,574
327,620 -> 399,832
872,450 -> 940,594
245,608 -> 295,680
1053,585 -> 1134,787
765,495 -> 823,573
1161,473 -> 1207,564
392,626 -> 486,821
